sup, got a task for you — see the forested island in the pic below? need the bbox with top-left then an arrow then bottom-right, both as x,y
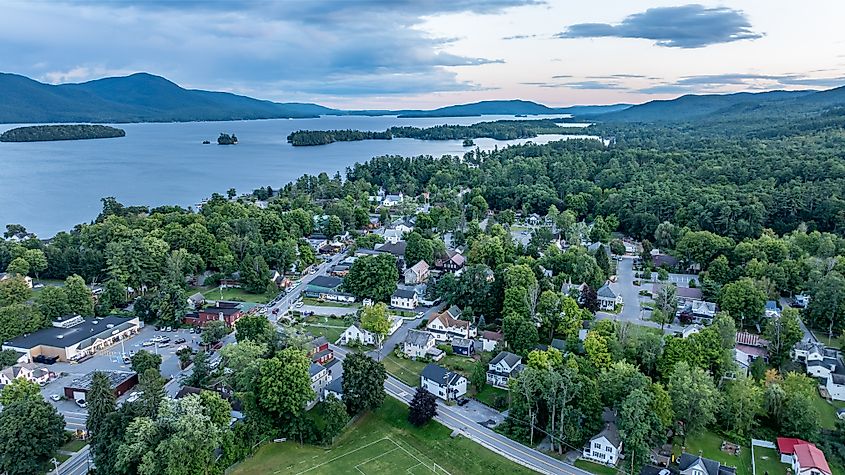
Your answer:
286,119 -> 584,146
0,124 -> 125,142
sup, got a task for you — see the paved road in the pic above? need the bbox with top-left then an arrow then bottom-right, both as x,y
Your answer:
367,303 -> 444,361
56,445 -> 92,475
779,296 -> 817,343
332,345 -> 587,475
265,252 -> 348,323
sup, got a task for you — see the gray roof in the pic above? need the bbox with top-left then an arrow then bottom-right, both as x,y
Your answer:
490,351 -> 522,367
597,284 -> 617,299
832,374 -> 845,385
393,288 -> 417,299
592,421 -> 621,447
308,276 -> 343,290
678,453 -> 736,475
445,305 -> 463,319
404,330 -> 434,347
65,370 -> 136,391
376,241 -> 407,257
550,339 -> 566,351
325,376 -> 343,394
309,363 -> 325,377
421,364 -> 464,386
451,337 -> 473,348
4,315 -> 137,350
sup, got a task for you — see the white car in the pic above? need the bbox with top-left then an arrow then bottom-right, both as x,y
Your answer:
75,399 -> 87,408
157,342 -> 169,348
142,340 -> 154,347
126,392 -> 140,403
50,394 -> 61,402
294,302 -> 304,309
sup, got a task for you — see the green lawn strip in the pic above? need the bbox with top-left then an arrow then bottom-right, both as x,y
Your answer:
574,459 -> 618,475
300,325 -> 344,343
304,316 -> 350,327
811,393 -> 840,430
201,287 -> 275,303
229,397 -> 536,475
675,431 -> 751,475
439,354 -> 475,376
473,385 -> 509,409
383,354 -> 426,386
61,439 -> 88,452
752,447 -> 786,475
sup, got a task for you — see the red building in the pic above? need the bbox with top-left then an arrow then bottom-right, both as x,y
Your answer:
184,301 -> 244,327
307,336 -> 334,365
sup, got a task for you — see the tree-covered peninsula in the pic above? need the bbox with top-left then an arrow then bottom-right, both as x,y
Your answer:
286,119 -> 585,146
0,124 -> 125,142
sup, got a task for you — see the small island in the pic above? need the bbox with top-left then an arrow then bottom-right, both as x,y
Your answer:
462,138 -> 475,147
217,133 -> 238,145
0,124 -> 125,142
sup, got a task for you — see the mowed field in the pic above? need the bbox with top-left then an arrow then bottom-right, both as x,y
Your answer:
229,398 -> 537,475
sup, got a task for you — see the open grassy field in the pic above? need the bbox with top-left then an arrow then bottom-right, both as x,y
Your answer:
675,431 -> 751,475
810,393 -> 845,430
228,398 -> 536,475
753,447 -> 786,475
201,286 -> 275,303
383,353 -> 427,386
574,460 -> 618,475
473,385 -> 508,409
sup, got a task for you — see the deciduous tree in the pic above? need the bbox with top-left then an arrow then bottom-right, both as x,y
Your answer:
408,387 -> 438,426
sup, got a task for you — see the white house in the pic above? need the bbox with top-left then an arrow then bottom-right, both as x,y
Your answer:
381,228 -> 404,244
480,331 -> 504,352
486,351 -> 524,389
688,300 -> 718,322
0,273 -> 33,289
402,330 -> 436,358
426,306 -> 476,342
339,323 -> 376,346
681,324 -> 702,339
420,364 -> 467,402
0,363 -> 50,387
404,260 -> 430,285
307,362 -> 332,409
391,289 -> 418,310
382,193 -> 404,207
582,410 -> 622,466
596,283 -> 622,311
792,442 -> 832,475
678,453 -> 737,475
827,373 -> 845,401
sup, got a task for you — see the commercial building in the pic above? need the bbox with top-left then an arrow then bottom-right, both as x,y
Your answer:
63,370 -> 138,401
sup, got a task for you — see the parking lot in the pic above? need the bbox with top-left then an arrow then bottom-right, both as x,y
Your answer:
37,324 -> 207,430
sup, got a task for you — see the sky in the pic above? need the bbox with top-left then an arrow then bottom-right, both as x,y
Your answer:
2,0 -> 845,109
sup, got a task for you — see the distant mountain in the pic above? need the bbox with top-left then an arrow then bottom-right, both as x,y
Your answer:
0,73 -> 633,123
0,72 -> 334,123
596,90 -> 818,123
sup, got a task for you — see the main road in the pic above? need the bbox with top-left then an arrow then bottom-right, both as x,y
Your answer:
332,346 -> 589,475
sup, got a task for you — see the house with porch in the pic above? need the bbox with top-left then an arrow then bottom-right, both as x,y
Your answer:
420,364 -> 467,402
597,283 -> 622,311
426,306 -> 476,341
435,250 -> 466,273
404,260 -> 430,285
582,409 -> 622,466
486,351 -> 524,389
402,330 -> 436,358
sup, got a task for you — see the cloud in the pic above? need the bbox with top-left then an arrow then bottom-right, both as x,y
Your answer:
502,34 -> 537,40
0,1 -> 531,99
637,73 -> 844,94
557,4 -> 763,48
559,80 -> 625,90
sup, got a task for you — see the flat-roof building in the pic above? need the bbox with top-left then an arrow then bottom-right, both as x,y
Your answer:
2,315 -> 141,363
64,370 -> 138,401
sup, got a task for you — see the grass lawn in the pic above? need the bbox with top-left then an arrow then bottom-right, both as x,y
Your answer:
383,354 -> 427,386
675,431 -> 751,475
440,354 -> 476,376
300,324 -> 345,344
61,439 -> 88,452
201,287 -> 275,304
473,385 -> 508,409
810,393 -> 843,430
228,397 -> 537,475
753,447 -> 786,475
304,316 -> 350,327
575,459 -> 618,475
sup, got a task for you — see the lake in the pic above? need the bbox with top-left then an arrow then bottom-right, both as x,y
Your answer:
0,115 -> 597,237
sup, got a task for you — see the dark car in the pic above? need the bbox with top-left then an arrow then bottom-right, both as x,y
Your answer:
457,398 -> 470,406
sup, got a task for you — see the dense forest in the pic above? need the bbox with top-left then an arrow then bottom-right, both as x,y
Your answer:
0,124 -> 125,142
286,119 -> 587,146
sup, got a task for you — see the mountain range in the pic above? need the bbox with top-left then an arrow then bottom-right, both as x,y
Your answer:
1,71 -> 844,125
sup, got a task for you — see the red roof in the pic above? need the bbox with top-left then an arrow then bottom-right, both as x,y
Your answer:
777,437 -> 810,455
794,443 -> 831,475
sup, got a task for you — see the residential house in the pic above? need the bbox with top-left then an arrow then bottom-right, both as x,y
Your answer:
403,330 -> 436,358
734,332 -> 769,376
404,260 -> 430,285
323,377 -> 343,400
827,373 -> 845,401
391,289 -> 418,310
187,292 -> 205,309
677,453 -> 737,475
0,272 -> 33,289
382,193 -> 403,207
307,336 -> 334,365
793,442 -> 832,475
381,228 -> 404,244
526,214 -> 541,226
480,331 -> 504,352
339,323 -> 376,346
375,241 -> 407,261
765,300 -> 782,319
777,437 -> 813,464
185,301 -> 245,327
793,340 -> 841,380
596,283 -> 622,311
306,234 -> 329,252
652,284 -> 702,309
679,300 -> 717,323
680,324 -> 702,339
0,363 -> 50,387
451,337 -> 475,357
582,409 -> 622,466
426,306 -> 476,341
304,276 -> 355,303
651,252 -> 680,270
486,351 -> 524,389
308,363 -> 332,409
435,250 -> 466,273
561,281 -> 588,303
420,364 -> 467,401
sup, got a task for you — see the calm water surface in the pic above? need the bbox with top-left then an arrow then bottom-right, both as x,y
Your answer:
0,115 -> 596,236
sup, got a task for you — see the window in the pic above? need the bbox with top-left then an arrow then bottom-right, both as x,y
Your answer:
594,443 -> 601,449
606,447 -> 612,452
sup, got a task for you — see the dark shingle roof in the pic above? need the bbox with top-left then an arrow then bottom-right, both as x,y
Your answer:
421,363 -> 463,386
4,315 -> 137,350
308,276 -> 343,289
393,288 -> 417,299
490,351 -> 521,367
678,453 -> 736,475
404,330 -> 433,347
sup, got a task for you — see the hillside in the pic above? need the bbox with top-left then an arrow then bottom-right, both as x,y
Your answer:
0,73 -> 332,123
596,89 -> 816,123
395,100 -> 630,118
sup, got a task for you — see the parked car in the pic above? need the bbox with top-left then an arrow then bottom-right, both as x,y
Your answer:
126,392 -> 140,403
50,394 -> 61,402
294,302 -> 304,308
142,340 -> 154,347
122,355 -> 131,364
189,327 -> 196,334
76,399 -> 87,408
165,326 -> 172,332
157,342 -> 169,348
457,398 -> 470,406
175,338 -> 186,344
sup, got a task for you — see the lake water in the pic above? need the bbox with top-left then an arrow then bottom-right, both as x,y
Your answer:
0,115 -> 597,237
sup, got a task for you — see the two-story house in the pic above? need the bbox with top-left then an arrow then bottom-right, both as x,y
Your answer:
426,306 -> 476,342
0,363 -> 50,387
307,336 -> 334,365
678,453 -> 737,475
596,283 -> 622,311
307,362 -> 332,409
792,441 -> 832,475
434,250 -> 466,273
403,330 -> 436,359
486,351 -> 524,389
391,289 -> 418,310
404,260 -> 430,285
582,410 -> 622,466
480,331 -> 504,352
451,337 -> 475,357
420,364 -> 467,401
